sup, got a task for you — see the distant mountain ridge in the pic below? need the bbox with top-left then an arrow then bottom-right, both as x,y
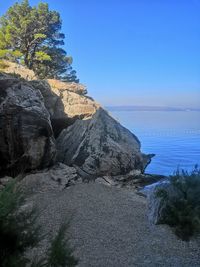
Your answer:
106,105 -> 200,112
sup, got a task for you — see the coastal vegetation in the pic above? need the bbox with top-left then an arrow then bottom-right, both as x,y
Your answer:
0,180 -> 78,267
0,0 -> 78,82
155,166 -> 200,241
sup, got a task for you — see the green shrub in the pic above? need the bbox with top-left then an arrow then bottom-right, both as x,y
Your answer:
0,180 -> 78,266
0,180 -> 41,267
47,222 -> 78,267
156,165 -> 200,241
32,219 -> 78,267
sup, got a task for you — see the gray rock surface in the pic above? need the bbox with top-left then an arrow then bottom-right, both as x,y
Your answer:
20,163 -> 81,194
0,176 -> 13,190
0,74 -> 56,176
30,80 -> 72,137
30,79 -> 100,136
57,108 -> 153,178
147,180 -> 182,224
30,80 -> 66,119
95,172 -> 165,190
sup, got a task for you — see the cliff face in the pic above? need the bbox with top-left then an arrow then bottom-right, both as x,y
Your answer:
0,73 -> 56,176
0,62 -> 153,179
38,79 -> 100,119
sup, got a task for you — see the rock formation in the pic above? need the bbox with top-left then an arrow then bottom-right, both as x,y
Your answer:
0,73 -> 56,176
20,163 -> 82,193
30,79 -> 100,137
46,79 -> 100,119
57,108 -> 153,178
0,62 -> 154,183
55,90 -> 100,119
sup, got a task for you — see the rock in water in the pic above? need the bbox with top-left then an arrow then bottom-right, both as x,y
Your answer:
57,108 -> 153,178
0,74 -> 56,176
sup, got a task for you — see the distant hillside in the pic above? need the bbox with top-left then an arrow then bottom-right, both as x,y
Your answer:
106,106 -> 200,112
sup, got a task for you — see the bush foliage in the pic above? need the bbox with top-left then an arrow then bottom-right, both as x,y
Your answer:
156,165 -> 200,241
47,222 -> 78,267
0,180 -> 78,266
0,180 -> 40,267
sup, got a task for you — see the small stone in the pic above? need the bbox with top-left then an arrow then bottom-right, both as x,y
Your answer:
95,177 -> 111,186
76,177 -> 83,184
103,176 -> 116,186
0,176 -> 13,186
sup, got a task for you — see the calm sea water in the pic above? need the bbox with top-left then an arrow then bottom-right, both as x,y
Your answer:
109,111 -> 200,176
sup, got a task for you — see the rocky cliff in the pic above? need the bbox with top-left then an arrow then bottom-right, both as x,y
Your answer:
0,62 -> 153,181
57,108 -> 151,178
0,73 -> 56,176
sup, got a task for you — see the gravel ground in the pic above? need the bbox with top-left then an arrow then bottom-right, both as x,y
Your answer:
29,182 -> 200,267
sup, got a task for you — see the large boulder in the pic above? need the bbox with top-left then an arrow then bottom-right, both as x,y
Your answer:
147,180 -> 182,224
20,163 -> 81,193
57,108 -> 153,178
0,73 -> 56,176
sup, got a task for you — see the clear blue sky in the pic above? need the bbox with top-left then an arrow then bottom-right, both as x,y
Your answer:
1,0 -> 200,108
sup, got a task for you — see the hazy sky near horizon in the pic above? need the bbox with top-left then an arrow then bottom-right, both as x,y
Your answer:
1,0 -> 200,108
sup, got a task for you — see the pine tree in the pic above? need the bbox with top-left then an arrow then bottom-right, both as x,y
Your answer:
0,0 -> 78,82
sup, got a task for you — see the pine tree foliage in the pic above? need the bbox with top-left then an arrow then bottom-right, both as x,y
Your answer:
0,0 -> 79,82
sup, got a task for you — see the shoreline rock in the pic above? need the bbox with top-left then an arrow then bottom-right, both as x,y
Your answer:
0,62 -> 156,185
57,108 -> 154,179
